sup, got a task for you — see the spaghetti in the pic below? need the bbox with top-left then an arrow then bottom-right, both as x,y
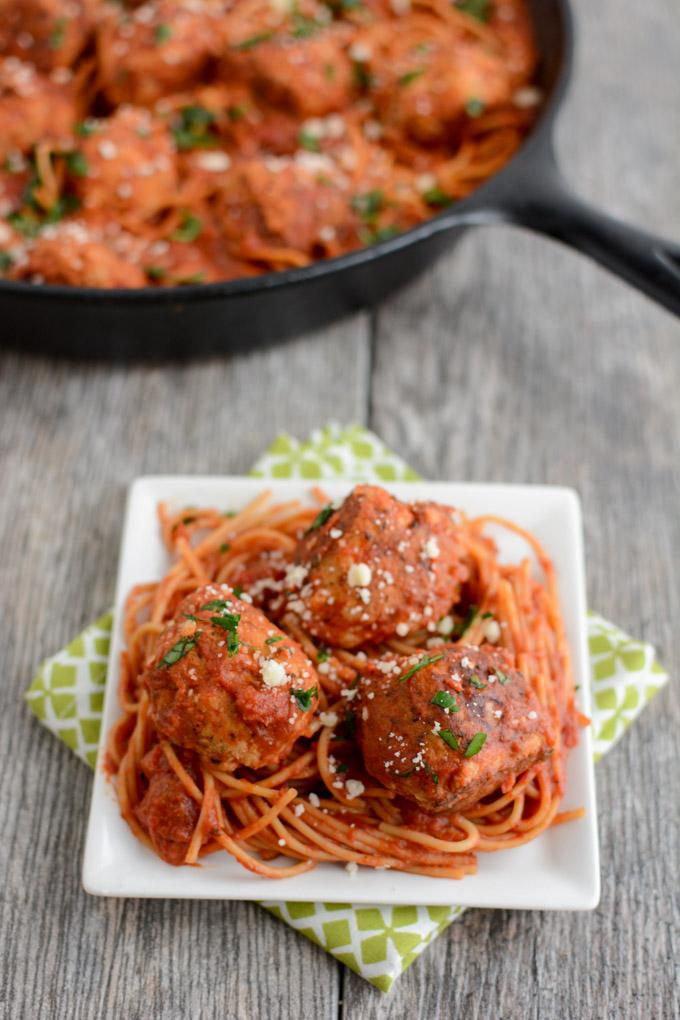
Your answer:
0,0 -> 541,287
106,486 -> 585,880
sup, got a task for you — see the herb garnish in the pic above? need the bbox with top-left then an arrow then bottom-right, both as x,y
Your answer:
232,585 -> 244,598
352,62 -> 373,89
298,129 -> 320,153
265,634 -> 284,645
455,0 -> 490,22
317,648 -> 330,663
75,120 -> 98,138
431,689 -> 459,711
160,632 -> 201,667
398,653 -> 445,684
154,23 -> 173,44
291,686 -> 318,711
291,12 -> 320,37
228,105 -> 246,121
0,251 -> 12,271
465,96 -> 485,117
495,669 -> 511,686
49,17 -> 67,49
393,766 -> 415,778
208,611 -> 241,655
481,611 -> 493,619
452,604 -> 477,638
338,711 -> 356,739
424,762 -> 439,785
334,762 -> 349,773
438,728 -> 460,751
423,186 -> 453,209
398,68 -> 425,87
469,675 -> 486,690
145,265 -> 167,281
234,31 -> 273,50
305,503 -> 334,534
464,732 -> 487,758
172,106 -> 216,150
219,542 -> 231,553
172,214 -> 202,242
351,189 -> 384,221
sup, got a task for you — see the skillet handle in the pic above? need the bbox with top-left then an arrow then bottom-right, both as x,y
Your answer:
487,149 -> 680,318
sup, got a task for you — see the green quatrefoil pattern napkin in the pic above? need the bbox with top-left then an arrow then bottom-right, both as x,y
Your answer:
26,424 -> 668,993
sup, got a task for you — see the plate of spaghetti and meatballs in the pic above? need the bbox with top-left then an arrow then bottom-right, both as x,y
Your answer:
0,0 -> 541,288
84,477 -> 599,909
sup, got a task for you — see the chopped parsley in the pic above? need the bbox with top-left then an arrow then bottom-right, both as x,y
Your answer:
317,648 -> 330,663
75,120 -> 98,138
265,634 -> 284,645
352,62 -> 373,90
393,766 -> 415,778
481,611 -> 493,619
176,272 -> 206,285
455,0 -> 490,22
361,225 -> 400,245
469,675 -> 486,690
338,711 -> 356,739
495,669 -> 511,686
334,762 -> 349,773
200,598 -> 233,612
398,68 -> 425,87
438,728 -> 460,751
0,251 -> 13,271
145,265 -> 167,281
172,214 -> 202,243
228,105 -> 247,121
232,585 -> 244,598
398,653 -> 445,684
291,686 -> 318,711
219,542 -> 231,553
298,129 -> 320,153
49,17 -> 67,49
351,189 -> 384,222
234,31 -> 273,50
208,611 -> 241,655
465,96 -> 486,118
464,732 -> 487,758
423,187 -> 453,209
431,689 -> 459,711
154,22 -> 173,44
172,106 -> 216,150
291,12 -> 320,37
305,503 -> 334,534
424,762 -> 439,785
160,632 -> 201,667
452,604 -> 477,638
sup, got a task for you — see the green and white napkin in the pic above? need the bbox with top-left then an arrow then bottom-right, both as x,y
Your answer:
26,424 -> 668,993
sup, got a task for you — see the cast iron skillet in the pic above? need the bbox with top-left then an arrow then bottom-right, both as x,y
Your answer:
2,0 -> 679,359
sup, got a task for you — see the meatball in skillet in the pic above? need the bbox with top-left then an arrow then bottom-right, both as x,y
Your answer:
289,485 -> 469,648
144,583 -> 318,770
356,645 -> 552,813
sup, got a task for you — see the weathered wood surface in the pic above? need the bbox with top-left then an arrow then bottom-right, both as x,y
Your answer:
1,0 -> 679,1016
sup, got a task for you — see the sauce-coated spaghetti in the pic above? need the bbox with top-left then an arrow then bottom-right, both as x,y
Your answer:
0,0 -> 541,287
106,486 -> 584,879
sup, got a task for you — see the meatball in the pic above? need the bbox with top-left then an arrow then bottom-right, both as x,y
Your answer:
144,583 -> 319,769
0,57 -> 77,159
356,645 -> 552,813
0,0 -> 95,72
289,485 -> 469,648
223,23 -> 354,119
13,220 -> 148,287
134,744 -> 202,865
354,15 -> 515,144
215,157 -> 357,263
96,0 -> 225,108
73,107 -> 178,221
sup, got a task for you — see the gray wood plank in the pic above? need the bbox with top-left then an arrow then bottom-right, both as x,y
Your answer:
0,316 -> 370,1020
348,0 -> 680,1016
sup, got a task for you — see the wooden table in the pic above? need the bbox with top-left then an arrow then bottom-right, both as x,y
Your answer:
1,0 -> 679,1016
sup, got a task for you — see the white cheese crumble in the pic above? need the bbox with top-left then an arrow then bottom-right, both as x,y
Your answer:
293,803 -> 305,817
528,710 -> 538,720
347,562 -> 372,587
285,563 -> 308,588
345,779 -> 365,801
513,86 -> 543,109
308,792 -> 320,808
437,615 -> 454,636
423,537 -> 440,559
329,528 -> 343,539
483,618 -> 501,644
361,707 -> 369,720
260,659 -> 287,688
341,687 -> 358,701
196,151 -> 231,172
345,861 -> 358,876
319,711 -> 338,728
395,622 -> 409,637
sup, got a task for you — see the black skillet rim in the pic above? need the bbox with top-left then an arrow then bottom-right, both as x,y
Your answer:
0,0 -> 574,307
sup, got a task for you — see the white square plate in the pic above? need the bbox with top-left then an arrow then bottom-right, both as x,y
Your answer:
83,477 -> 599,909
